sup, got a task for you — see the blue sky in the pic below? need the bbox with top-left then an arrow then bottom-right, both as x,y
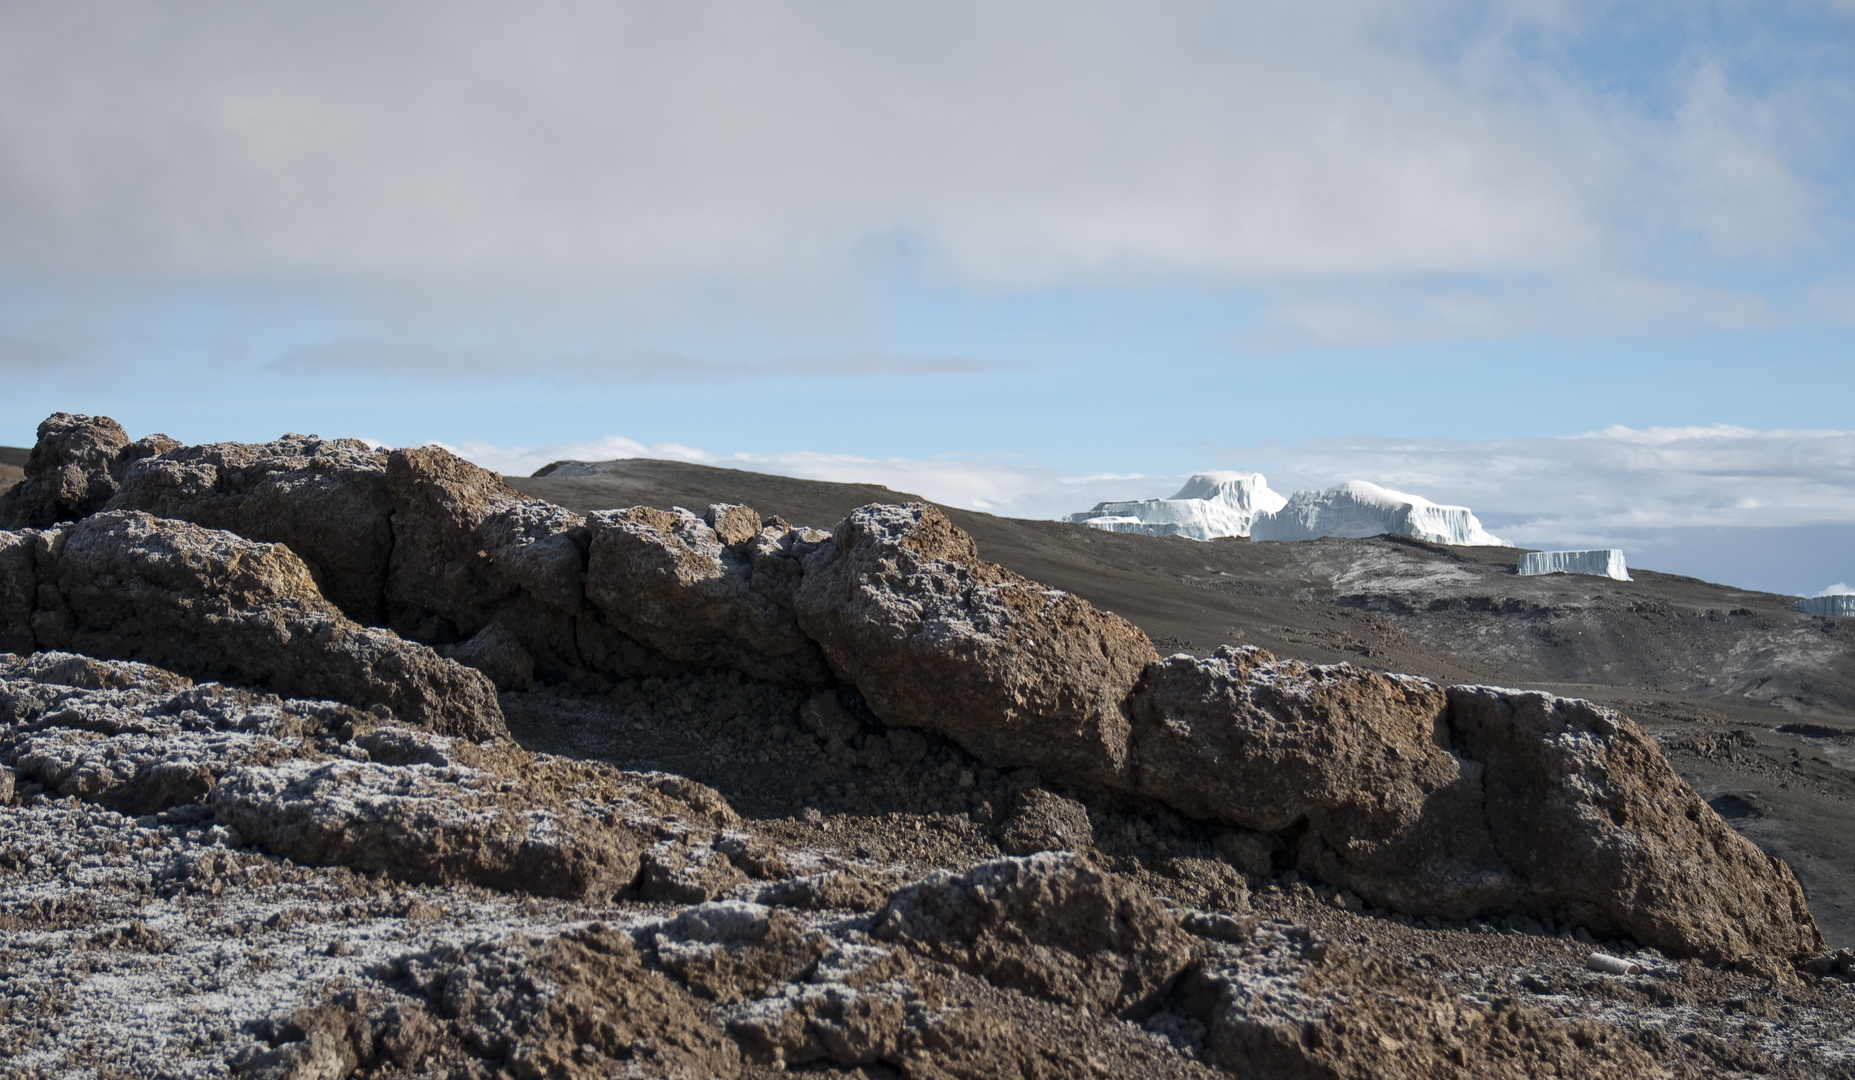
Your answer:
2,1 -> 1853,593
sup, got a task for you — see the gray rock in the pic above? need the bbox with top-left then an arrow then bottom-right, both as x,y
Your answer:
0,412 -> 178,529
445,621 -> 536,691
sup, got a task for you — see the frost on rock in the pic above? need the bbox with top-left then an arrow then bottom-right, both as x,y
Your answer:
1250,480 -> 1508,547
1517,549 -> 1631,581
1068,472 -> 1288,541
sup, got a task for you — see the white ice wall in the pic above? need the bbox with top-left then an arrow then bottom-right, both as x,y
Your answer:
1792,595 -> 1855,617
1249,481 -> 1508,547
1068,471 -> 1286,540
1516,549 -> 1631,581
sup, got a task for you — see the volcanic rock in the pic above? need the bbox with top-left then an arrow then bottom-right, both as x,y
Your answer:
1447,684 -> 1825,961
212,755 -> 643,899
793,503 -> 1158,787
444,620 -> 536,691
108,434 -> 396,623
997,787 -> 1095,856
0,412 -> 179,529
585,505 -> 830,686
1129,646 -> 1516,917
869,851 -> 1193,1017
10,510 -> 505,738
1194,921 -> 1662,1079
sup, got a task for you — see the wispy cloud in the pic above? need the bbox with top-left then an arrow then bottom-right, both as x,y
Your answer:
270,342 -> 1001,381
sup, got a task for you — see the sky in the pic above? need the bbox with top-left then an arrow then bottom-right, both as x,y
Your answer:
2,1 -> 1852,595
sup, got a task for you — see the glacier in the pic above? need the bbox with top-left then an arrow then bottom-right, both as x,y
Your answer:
1517,549 -> 1631,581
1068,471 -> 1288,540
1793,584 -> 1855,617
1249,481 -> 1509,547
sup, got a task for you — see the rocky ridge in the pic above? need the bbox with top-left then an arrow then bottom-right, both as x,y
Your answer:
2,412 -> 1851,1078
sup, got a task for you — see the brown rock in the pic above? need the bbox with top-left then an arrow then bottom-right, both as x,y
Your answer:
870,852 -> 1193,1017
654,901 -> 830,1003
793,503 -> 1158,787
1197,922 -> 1664,1079
996,788 -> 1095,856
211,756 -> 641,899
392,927 -> 742,1079
1447,685 -> 1825,961
585,505 -> 829,686
108,434 -> 395,624
20,511 -> 505,738
444,620 -> 535,691
1129,646 -> 1518,918
0,413 -> 135,528
705,502 -> 763,546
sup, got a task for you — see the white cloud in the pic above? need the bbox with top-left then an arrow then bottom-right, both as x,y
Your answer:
0,1 -> 1835,326
1820,582 -> 1855,596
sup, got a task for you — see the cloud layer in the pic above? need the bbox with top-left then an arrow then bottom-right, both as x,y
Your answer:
0,1 -> 1848,362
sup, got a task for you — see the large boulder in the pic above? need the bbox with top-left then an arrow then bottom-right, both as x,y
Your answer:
1126,647 -> 1825,960
584,505 -> 830,686
108,434 -> 395,624
0,412 -> 177,529
1129,646 -> 1517,917
1447,685 -> 1824,962
793,503 -> 1158,787
11,511 -> 505,738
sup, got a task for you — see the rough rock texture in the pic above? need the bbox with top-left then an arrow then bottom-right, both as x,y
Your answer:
1130,646 -> 1513,918
870,852 -> 1194,1017
10,510 -> 506,738
444,621 -> 536,691
1447,685 -> 1825,962
390,927 -> 743,1079
794,503 -> 1158,787
212,756 -> 643,899
997,787 -> 1095,856
1194,920 -> 1664,1079
1129,646 -> 1825,962
107,434 -> 396,624
0,412 -> 178,529
585,505 -> 830,686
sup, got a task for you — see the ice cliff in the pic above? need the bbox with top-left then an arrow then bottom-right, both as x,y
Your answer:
1793,584 -> 1855,617
1517,549 -> 1631,582
1068,471 -> 1287,540
1251,481 -> 1509,547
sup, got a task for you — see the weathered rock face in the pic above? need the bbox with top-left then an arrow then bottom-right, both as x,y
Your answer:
8,511 -> 504,739
870,852 -> 1194,1018
391,927 -> 744,1079
214,757 -> 642,899
108,435 -> 395,624
1130,646 -> 1517,918
1194,922 -> 1662,1080
0,412 -> 178,529
1128,648 -> 1825,960
585,506 -> 831,687
1447,685 -> 1825,962
997,787 -> 1095,856
793,503 -> 1158,787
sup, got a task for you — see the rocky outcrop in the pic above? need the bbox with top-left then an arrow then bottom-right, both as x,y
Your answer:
8,511 -> 504,738
1446,685 -> 1824,962
0,412 -> 177,529
108,434 -> 396,623
213,756 -> 643,899
870,852 -> 1194,1017
585,505 -> 830,686
794,503 -> 1158,787
1129,646 -> 1514,917
1128,646 -> 1825,961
